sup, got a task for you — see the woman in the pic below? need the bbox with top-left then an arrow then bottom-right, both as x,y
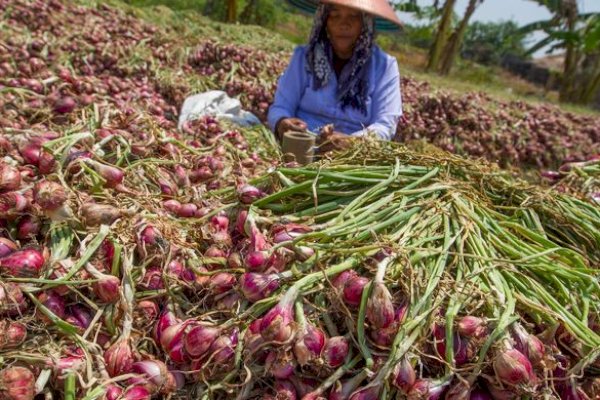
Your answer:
268,0 -> 403,150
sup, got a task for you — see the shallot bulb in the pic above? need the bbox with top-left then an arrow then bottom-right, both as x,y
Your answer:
81,203 -> 122,226
348,386 -> 379,400
259,289 -> 296,343
0,321 -> 27,350
366,282 -> 395,329
0,238 -> 18,258
130,359 -> 177,394
343,276 -> 369,307
53,96 -> 76,114
458,316 -> 487,339
0,248 -> 45,278
238,184 -> 264,203
293,321 -> 326,366
392,357 -> 416,393
0,283 -> 27,316
407,379 -> 449,400
33,180 -> 67,211
239,272 -> 280,302
322,336 -> 349,368
0,163 -> 21,192
493,347 -> 535,387
184,324 -> 219,358
0,366 -> 36,400
104,339 -> 135,377
512,323 -> 545,368
121,386 -> 152,400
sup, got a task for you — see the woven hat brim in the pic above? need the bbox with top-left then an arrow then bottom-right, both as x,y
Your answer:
284,0 -> 402,32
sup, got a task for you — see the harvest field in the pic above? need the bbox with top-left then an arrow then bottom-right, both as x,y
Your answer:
0,1 -> 599,399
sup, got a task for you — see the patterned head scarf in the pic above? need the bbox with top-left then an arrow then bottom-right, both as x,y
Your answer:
306,3 -> 375,114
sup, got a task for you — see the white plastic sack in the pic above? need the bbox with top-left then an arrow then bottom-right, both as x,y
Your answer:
177,90 -> 261,129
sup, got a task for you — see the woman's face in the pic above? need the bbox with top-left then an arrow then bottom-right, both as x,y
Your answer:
326,5 -> 363,60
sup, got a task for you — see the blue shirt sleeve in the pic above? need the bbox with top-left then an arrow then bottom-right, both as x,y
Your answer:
267,47 -> 307,132
351,57 -> 402,141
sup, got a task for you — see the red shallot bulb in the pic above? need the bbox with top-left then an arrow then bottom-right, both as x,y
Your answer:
121,386 -> 152,400
366,282 -> 395,329
407,379 -> 449,400
0,248 -> 45,278
0,366 -> 35,400
273,380 -> 297,400
92,273 -> 121,303
343,276 -> 369,307
348,386 -> 379,400
0,283 -> 27,316
104,339 -> 135,377
322,336 -> 349,368
130,359 -> 177,394
53,96 -> 77,114
493,347 -> 535,387
0,238 -> 18,258
293,321 -> 326,366
239,272 -> 280,302
33,180 -> 67,211
260,297 -> 295,343
0,321 -> 27,350
0,163 -> 21,192
392,357 -> 416,393
184,324 -> 219,358
238,184 -> 264,204
104,384 -> 123,400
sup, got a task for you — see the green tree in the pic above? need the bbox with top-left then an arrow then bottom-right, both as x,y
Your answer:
520,0 -> 600,104
239,0 -> 278,27
462,21 -> 528,65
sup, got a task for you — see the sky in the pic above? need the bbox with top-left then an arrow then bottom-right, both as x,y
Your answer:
397,0 -> 600,57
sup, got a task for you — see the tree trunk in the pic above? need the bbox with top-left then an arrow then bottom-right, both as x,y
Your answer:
559,0 -> 579,102
426,0 -> 457,72
240,0 -> 258,24
226,0 -> 237,23
439,0 -> 481,75
578,55 -> 600,104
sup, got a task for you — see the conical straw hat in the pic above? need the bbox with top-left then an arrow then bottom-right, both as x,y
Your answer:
284,0 -> 402,31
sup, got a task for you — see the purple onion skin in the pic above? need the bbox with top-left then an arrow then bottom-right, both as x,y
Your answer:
259,303 -> 294,343
493,348 -> 535,387
294,322 -> 326,366
274,380 -> 297,400
184,324 -> 219,358
392,357 -> 416,393
348,387 -> 379,400
366,282 -> 395,329
470,388 -> 493,400
0,248 -> 45,278
343,276 -> 369,307
322,336 -> 349,368
53,96 -> 77,114
0,238 -> 17,258
407,379 -> 448,400
239,272 -> 280,302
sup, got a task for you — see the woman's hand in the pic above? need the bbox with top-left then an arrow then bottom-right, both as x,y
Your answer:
319,126 -> 353,153
275,118 -> 308,139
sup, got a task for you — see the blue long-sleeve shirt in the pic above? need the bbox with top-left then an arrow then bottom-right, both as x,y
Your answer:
268,45 -> 402,141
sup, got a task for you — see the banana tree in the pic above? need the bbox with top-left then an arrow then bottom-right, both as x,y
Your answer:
439,0 -> 484,74
426,0 -> 457,72
424,0 -> 485,74
519,0 -> 600,103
